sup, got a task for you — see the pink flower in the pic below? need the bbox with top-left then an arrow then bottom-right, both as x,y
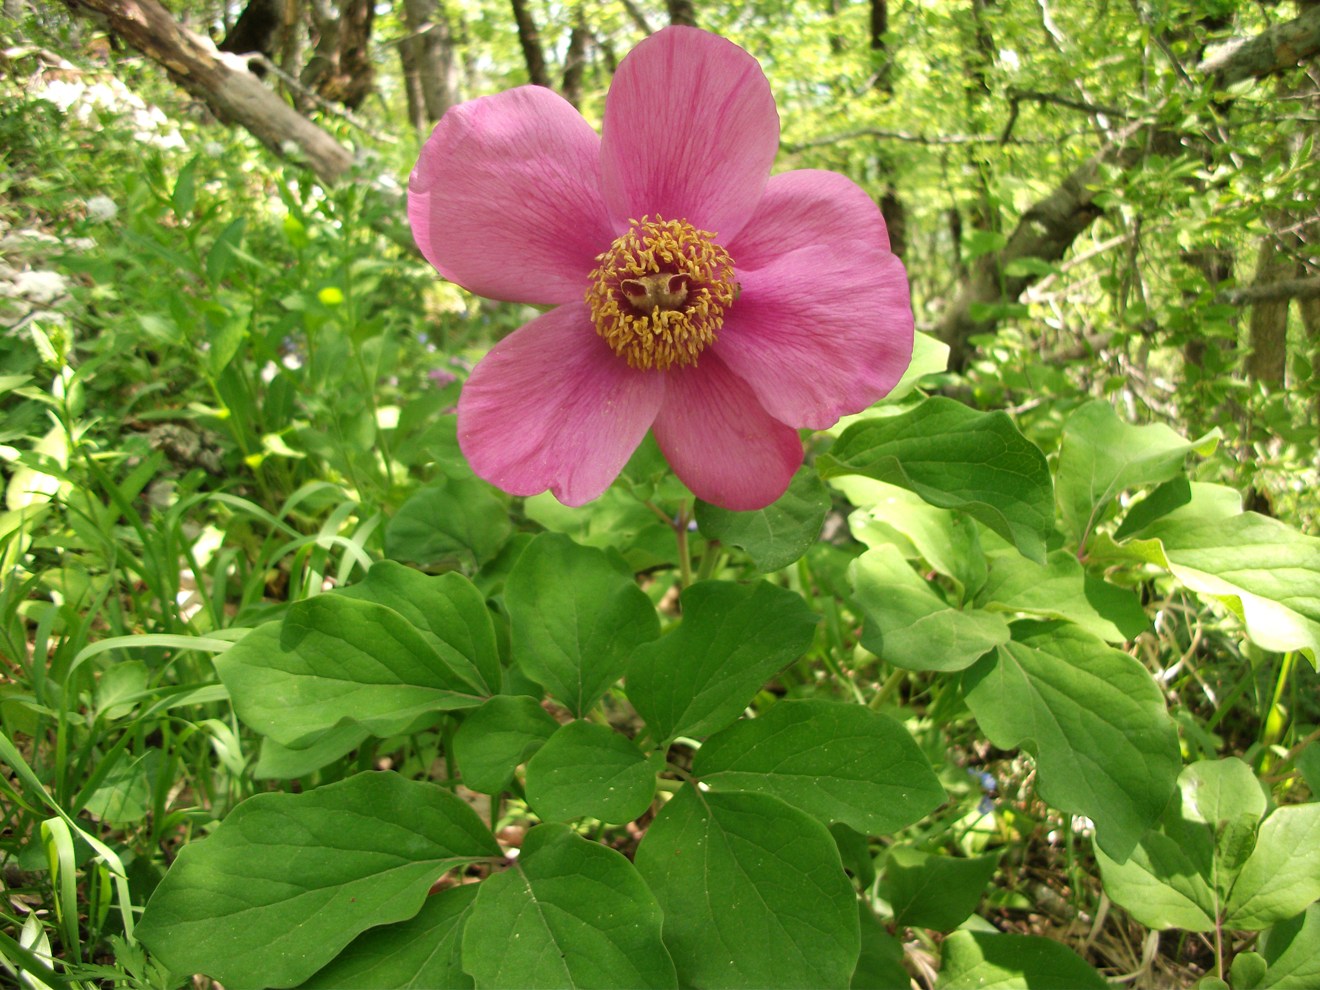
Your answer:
408,26 -> 913,511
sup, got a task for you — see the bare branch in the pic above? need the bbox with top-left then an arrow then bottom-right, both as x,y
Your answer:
1222,276 -> 1320,305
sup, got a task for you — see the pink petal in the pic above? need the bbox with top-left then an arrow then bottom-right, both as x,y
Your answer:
729,169 -> 892,270
457,304 -> 664,505
409,87 -> 614,306
600,26 -> 778,243
652,355 -> 802,511
715,172 -> 914,430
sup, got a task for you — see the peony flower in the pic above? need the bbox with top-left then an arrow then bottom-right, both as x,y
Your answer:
408,26 -> 913,511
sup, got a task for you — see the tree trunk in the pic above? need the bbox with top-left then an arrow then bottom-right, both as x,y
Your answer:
869,0 -> 891,93
219,0 -> 285,65
509,0 -> 550,88
303,0 -> 374,109
561,6 -> 589,108
665,0 -> 696,28
63,0 -> 353,184
400,0 -> 457,126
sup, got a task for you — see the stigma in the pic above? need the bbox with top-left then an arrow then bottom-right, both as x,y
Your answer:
586,216 -> 737,371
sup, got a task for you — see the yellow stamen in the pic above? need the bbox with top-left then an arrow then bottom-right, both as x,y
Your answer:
586,216 -> 737,372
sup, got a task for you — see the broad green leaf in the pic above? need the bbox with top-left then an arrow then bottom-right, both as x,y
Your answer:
1095,823 -> 1217,932
452,695 -> 559,795
1259,903 -> 1320,988
1056,399 -> 1219,545
298,884 -> 477,989
884,331 -> 950,403
524,721 -> 657,824
976,549 -> 1148,643
505,533 -> 660,716
819,396 -> 1053,563
833,823 -> 877,888
1225,803 -> 1320,928
962,621 -> 1180,860
462,824 -> 676,989
1097,759 -> 1276,931
878,847 -> 999,931
851,544 -> 1009,671
1181,757 -> 1268,827
693,699 -> 944,834
524,486 -> 678,571
253,724 -> 370,780
137,773 -> 499,989
695,467 -> 830,573
936,931 -> 1109,990
385,476 -> 511,566
852,905 -> 910,990
215,599 -> 485,748
338,562 -> 501,694
841,477 -> 987,600
626,580 -> 818,744
1121,487 -> 1320,664
1230,951 -> 1268,990
636,786 -> 859,989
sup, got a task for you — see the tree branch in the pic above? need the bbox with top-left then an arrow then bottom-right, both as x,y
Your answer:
937,5 -> 1320,369
1222,275 -> 1320,305
64,0 -> 353,184
1200,5 -> 1320,88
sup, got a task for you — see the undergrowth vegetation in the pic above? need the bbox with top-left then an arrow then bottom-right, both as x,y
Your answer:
2,3 -> 1319,988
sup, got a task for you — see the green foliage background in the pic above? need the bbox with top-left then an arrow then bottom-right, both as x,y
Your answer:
0,0 -> 1318,987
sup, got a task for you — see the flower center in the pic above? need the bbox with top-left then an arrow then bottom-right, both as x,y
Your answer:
586,216 -> 737,372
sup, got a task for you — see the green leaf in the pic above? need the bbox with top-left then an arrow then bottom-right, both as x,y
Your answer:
977,549 -> 1148,643
462,824 -> 677,989
936,931 -> 1109,990
626,580 -> 818,744
253,724 -> 371,780
1095,760 -> 1278,932
136,773 -> 499,989
1096,824 -> 1217,932
1259,903 -> 1320,989
505,533 -> 659,716
297,884 -> 477,989
833,823 -> 877,889
695,467 -> 830,573
851,544 -> 1009,671
1180,757 -> 1268,827
961,621 -> 1180,860
452,695 -> 559,795
841,477 -> 987,600
1055,399 -> 1219,545
215,600 -> 485,749
1225,803 -> 1320,928
852,905 -> 910,990
206,217 -> 247,286
885,331 -> 950,403
964,229 -> 1007,259
205,304 -> 248,376
1229,950 -> 1268,990
385,476 -> 512,566
1121,487 -> 1320,664
338,562 -> 501,695
524,485 -> 678,571
819,397 -> 1053,563
878,847 -> 999,931
524,721 -> 657,824
693,699 -> 944,834
635,786 -> 859,989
